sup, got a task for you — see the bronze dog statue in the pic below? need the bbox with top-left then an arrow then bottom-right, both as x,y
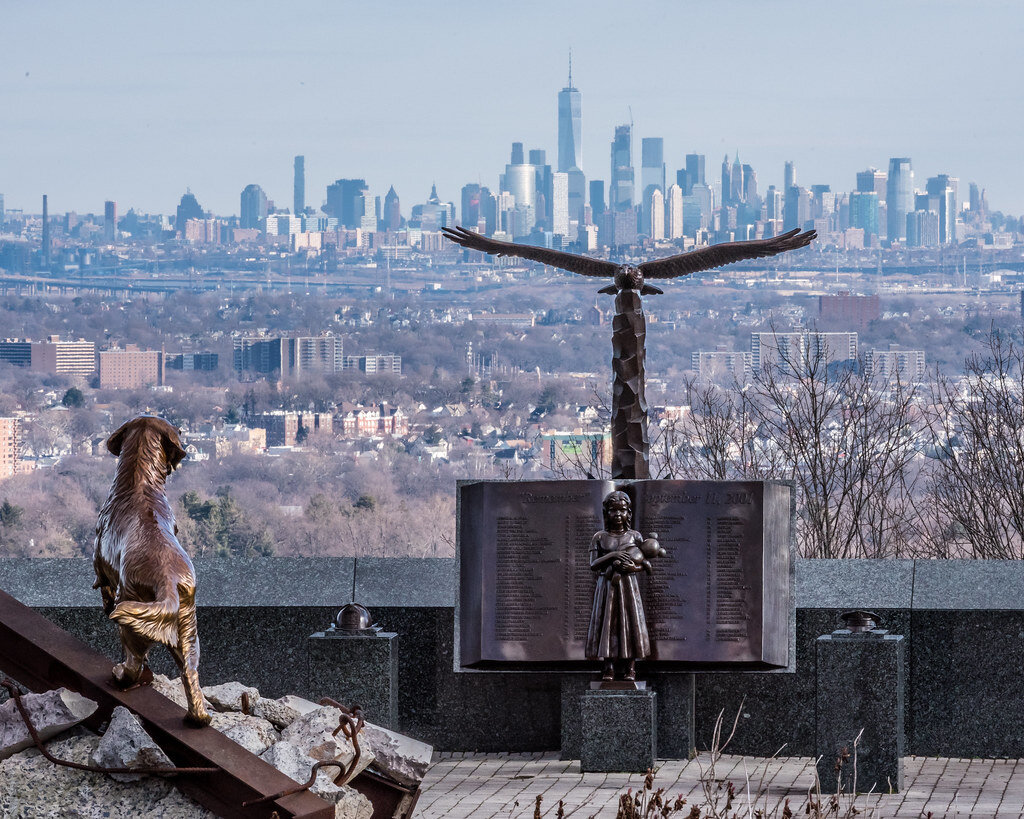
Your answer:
93,415 -> 211,726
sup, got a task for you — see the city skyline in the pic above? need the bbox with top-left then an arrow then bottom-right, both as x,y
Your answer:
2,1 -> 1023,215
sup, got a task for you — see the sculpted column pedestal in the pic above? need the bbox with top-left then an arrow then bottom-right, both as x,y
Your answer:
611,288 -> 649,480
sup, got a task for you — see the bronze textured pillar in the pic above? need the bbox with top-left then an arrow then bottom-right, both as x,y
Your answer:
611,288 -> 649,480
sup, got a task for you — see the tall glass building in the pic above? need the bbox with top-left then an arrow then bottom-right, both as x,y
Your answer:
557,63 -> 585,231
557,71 -> 581,174
293,155 -> 305,215
610,125 -> 633,212
886,158 -> 914,243
640,137 -> 665,234
849,191 -> 880,238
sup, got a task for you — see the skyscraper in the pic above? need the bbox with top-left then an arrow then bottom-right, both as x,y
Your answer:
501,143 -> 536,236
383,185 -> 401,231
721,155 -> 732,207
176,190 -> 204,230
557,61 -> 586,231
240,184 -> 268,229
294,156 -> 305,215
325,179 -> 369,228
926,174 -> 958,244
784,161 -> 796,193
649,188 -> 665,241
886,158 -> 913,244
479,187 -> 497,235
41,194 -> 50,268
742,164 -> 757,206
589,180 -> 606,221
557,58 -> 581,174
552,172 -> 570,237
685,154 -> 706,194
766,186 -> 783,232
667,184 -> 683,239
460,184 -> 480,230
530,149 -> 553,229
610,125 -> 633,212
849,191 -> 880,238
856,168 -> 887,199
730,154 -> 744,206
784,186 -> 811,232
104,200 -> 117,242
640,137 -> 665,235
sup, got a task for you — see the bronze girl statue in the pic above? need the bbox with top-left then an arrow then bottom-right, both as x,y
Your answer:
585,490 -> 665,682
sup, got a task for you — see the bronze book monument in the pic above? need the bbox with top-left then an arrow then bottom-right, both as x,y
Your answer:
458,479 -> 792,671
445,227 -> 812,677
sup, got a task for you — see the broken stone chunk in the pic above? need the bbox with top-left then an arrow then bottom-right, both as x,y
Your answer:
281,705 -> 375,780
259,740 -> 373,819
90,705 -> 174,782
361,722 -> 432,788
210,711 -> 279,755
0,688 -> 98,761
252,695 -> 304,729
202,681 -> 260,713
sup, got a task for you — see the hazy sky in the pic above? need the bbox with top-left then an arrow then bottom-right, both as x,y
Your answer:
3,0 -> 1022,217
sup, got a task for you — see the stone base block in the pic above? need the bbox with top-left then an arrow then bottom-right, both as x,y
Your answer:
307,631 -> 398,729
815,631 -> 904,794
563,675 -> 692,761
580,689 -> 656,772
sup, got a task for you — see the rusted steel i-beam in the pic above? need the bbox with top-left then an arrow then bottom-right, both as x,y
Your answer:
0,587 -> 334,819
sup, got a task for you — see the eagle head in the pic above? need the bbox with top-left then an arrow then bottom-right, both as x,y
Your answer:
614,265 -> 645,292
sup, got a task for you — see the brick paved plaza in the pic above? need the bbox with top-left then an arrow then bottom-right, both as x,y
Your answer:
417,753 -> 1024,818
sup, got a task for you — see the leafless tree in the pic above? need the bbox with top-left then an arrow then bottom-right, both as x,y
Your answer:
748,336 -> 921,558
921,329 -> 1024,558
652,376 -> 779,481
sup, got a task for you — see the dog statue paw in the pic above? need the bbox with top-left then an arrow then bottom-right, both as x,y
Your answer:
184,708 -> 213,728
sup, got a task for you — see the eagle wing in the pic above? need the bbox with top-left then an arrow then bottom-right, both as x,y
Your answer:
441,226 -> 619,279
638,229 -> 817,280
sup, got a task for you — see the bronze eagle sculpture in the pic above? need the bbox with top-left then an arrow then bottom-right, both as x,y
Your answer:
441,224 -> 816,480
440,226 -> 816,294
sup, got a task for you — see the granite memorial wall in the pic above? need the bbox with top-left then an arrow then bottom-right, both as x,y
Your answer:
2,557 -> 1023,758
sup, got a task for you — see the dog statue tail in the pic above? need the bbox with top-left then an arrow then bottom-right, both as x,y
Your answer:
110,596 -> 181,648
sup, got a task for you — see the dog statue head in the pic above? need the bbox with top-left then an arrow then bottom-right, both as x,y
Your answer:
107,415 -> 187,474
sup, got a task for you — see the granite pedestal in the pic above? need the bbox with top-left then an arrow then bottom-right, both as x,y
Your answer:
307,630 -> 399,729
580,689 -> 656,772
563,675 -> 693,760
816,628 -> 904,794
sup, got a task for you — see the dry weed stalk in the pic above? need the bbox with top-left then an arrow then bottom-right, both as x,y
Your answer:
526,707 -> 875,818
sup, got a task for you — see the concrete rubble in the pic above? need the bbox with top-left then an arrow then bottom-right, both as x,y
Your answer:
253,693 -> 307,728
209,710 -> 280,755
0,687 -> 97,761
0,730 -> 217,819
90,705 -> 175,782
260,739 -> 373,818
202,680 -> 260,713
361,722 -> 432,788
0,679 -> 425,819
281,704 -> 376,780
